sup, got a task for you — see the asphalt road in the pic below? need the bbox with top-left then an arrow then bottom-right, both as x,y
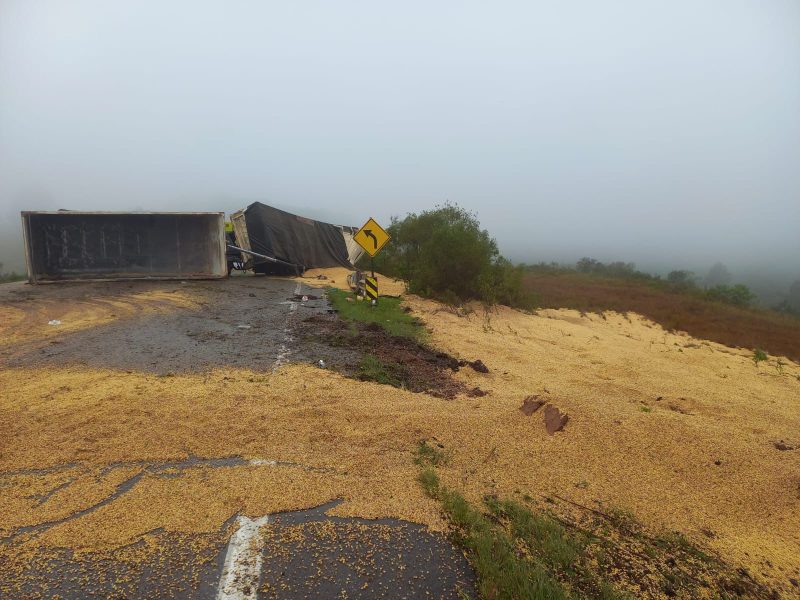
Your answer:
0,275 -> 476,599
5,276 -> 353,374
8,502 -> 474,599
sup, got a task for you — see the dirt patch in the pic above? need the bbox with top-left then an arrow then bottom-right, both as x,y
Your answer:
466,387 -> 488,398
298,315 -> 483,399
543,405 -> 569,434
667,402 -> 694,415
519,396 -> 569,433
520,395 -> 547,416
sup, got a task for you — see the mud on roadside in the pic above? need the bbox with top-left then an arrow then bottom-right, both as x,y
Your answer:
297,314 -> 488,400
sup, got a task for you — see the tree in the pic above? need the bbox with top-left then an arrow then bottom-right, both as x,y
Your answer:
373,203 -> 533,308
705,262 -> 731,288
666,270 -> 696,290
667,270 -> 694,286
576,257 -> 602,273
706,284 -> 755,307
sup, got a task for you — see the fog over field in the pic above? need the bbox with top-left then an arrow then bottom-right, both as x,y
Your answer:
1,1 -> 798,299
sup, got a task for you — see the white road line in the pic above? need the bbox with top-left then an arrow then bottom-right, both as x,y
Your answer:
216,515 -> 270,600
273,282 -> 302,370
219,283 -> 306,597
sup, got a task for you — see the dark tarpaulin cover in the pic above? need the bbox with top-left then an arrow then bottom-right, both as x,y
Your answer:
242,202 -> 353,274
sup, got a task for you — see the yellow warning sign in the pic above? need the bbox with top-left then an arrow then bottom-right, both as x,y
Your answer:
353,218 -> 391,257
364,276 -> 378,301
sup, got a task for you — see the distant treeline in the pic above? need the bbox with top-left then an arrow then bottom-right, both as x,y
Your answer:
524,258 -> 800,316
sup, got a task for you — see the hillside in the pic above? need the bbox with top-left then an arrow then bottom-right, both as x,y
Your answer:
525,271 -> 800,363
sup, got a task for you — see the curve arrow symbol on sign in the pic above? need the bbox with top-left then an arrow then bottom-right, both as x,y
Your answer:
364,229 -> 378,249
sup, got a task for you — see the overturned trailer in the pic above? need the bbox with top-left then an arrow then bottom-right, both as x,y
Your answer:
229,203 -> 364,274
21,211 -> 227,283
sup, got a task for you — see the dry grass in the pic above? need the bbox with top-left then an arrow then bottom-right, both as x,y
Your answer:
525,272 -> 800,362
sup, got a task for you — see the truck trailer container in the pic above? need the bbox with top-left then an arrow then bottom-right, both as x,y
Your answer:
21,211 -> 226,283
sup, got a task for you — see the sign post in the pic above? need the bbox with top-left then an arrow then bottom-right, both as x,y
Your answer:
353,218 -> 391,304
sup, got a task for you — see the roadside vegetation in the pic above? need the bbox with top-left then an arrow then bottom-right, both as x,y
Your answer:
524,261 -> 800,362
415,441 -> 773,599
371,204 -> 536,310
321,288 -> 488,398
321,288 -> 465,396
358,353 -> 402,387
327,288 -> 424,340
365,207 -> 800,361
361,205 -> 799,360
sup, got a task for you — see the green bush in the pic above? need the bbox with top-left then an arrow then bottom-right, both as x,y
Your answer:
372,204 -> 535,309
705,284 -> 755,307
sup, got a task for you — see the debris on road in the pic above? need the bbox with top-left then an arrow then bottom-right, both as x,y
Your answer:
543,405 -> 569,434
520,395 -> 547,416
47,320 -> 61,326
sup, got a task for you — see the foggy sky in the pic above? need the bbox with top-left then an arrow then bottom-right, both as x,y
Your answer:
1,1 -> 799,279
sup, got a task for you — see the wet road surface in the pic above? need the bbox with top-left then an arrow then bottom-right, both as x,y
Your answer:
4,275 -> 358,374
0,275 -> 476,599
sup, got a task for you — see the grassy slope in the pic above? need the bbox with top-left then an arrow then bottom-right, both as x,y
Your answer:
524,272 -> 800,362
414,441 -> 768,599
